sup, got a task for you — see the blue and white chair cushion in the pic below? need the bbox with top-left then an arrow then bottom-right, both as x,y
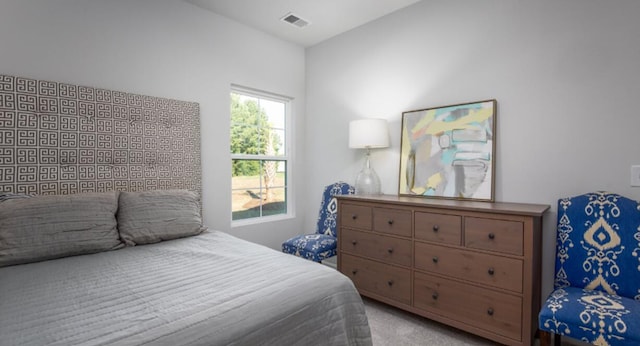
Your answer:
282,182 -> 354,262
281,234 -> 337,262
539,192 -> 640,345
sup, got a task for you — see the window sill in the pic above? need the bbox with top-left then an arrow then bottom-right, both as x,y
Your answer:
231,213 -> 295,228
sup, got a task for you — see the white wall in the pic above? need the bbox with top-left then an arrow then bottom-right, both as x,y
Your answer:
4,0 -> 640,295
0,0 -> 307,249
306,0 -> 640,296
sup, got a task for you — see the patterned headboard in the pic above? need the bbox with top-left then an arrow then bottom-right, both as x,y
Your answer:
0,74 -> 201,197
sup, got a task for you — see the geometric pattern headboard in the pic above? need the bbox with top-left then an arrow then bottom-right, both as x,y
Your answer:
0,74 -> 201,197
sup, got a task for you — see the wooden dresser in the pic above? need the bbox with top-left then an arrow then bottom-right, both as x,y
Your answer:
337,195 -> 549,346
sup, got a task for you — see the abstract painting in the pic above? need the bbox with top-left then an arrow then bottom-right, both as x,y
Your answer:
398,99 -> 496,201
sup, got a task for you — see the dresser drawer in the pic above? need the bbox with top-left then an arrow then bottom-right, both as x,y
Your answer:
414,272 -> 522,341
341,253 -> 411,305
465,217 -> 523,256
414,242 -> 523,292
341,228 -> 412,267
414,212 -> 462,245
341,203 -> 372,230
373,207 -> 412,236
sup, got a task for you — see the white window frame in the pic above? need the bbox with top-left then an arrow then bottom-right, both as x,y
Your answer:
230,85 -> 294,226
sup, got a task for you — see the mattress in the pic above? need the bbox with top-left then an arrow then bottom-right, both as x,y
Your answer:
0,231 -> 372,346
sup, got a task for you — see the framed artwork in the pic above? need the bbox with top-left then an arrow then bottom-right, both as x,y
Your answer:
398,99 -> 496,201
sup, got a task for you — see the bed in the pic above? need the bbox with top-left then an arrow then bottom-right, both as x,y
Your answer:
0,190 -> 372,346
0,74 -> 372,346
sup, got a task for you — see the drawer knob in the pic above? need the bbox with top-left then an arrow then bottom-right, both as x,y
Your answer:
352,214 -> 358,220
488,267 -> 495,276
387,280 -> 394,287
432,225 -> 439,232
488,233 -> 495,240
388,219 -> 394,225
432,256 -> 439,263
432,292 -> 439,300
387,248 -> 394,254
487,308 -> 494,316
351,240 -> 358,246
352,269 -> 358,275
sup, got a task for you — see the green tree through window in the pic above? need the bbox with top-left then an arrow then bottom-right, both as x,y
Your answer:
230,89 -> 288,221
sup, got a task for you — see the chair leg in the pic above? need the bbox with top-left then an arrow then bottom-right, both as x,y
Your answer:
539,330 -> 562,346
539,330 -> 551,346
554,333 -> 561,346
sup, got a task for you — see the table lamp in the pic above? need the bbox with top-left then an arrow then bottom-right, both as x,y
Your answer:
349,118 -> 389,195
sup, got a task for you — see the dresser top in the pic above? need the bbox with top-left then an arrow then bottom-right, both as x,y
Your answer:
337,194 -> 550,216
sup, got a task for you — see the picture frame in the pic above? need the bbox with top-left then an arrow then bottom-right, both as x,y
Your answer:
398,99 -> 496,201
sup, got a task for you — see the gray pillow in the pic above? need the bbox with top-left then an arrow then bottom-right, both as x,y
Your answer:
0,192 -> 33,202
117,189 -> 206,246
0,191 -> 123,267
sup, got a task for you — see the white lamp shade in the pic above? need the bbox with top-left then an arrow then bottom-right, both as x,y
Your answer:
349,119 -> 390,149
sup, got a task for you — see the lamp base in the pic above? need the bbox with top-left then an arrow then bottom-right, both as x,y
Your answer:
355,167 -> 381,195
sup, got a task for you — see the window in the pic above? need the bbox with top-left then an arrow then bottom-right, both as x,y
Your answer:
230,87 -> 291,222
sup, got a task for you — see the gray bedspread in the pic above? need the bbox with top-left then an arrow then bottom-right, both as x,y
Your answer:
0,231 -> 372,346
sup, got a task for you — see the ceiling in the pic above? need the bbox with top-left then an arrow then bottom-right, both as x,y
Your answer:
186,0 -> 422,47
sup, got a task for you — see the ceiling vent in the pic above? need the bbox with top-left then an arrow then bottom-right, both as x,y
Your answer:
280,12 -> 310,28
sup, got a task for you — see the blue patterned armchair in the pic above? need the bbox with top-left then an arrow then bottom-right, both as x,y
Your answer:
539,192 -> 640,346
282,182 -> 354,262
